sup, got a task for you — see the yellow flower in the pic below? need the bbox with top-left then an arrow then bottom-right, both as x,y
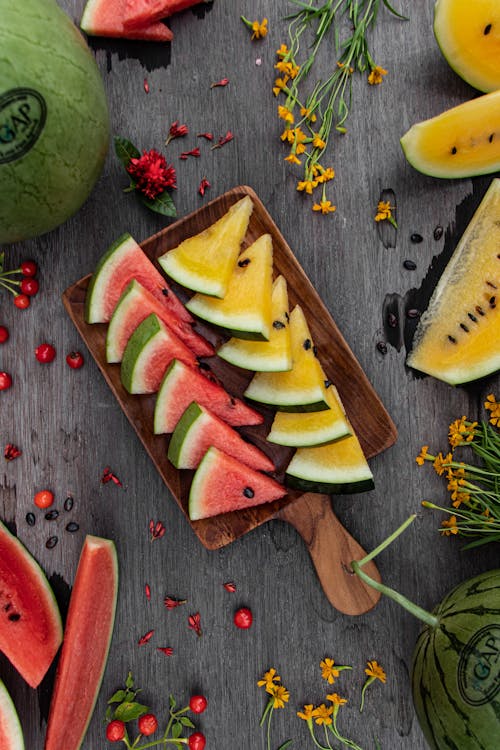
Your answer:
257,668 -> 280,689
295,142 -> 306,155
415,445 -> 429,466
375,200 -> 394,222
313,200 -> 336,214
285,153 -> 301,165
289,64 -> 300,79
297,704 -> 315,721
448,417 -> 468,448
275,60 -> 295,77
251,18 -> 268,40
312,134 -> 326,149
321,167 -> 335,182
441,515 -> 459,536
280,128 -> 295,144
485,394 -> 500,425
452,492 -> 470,509
312,703 -> 333,726
327,693 -> 348,706
337,61 -> 354,73
433,452 -> 453,477
273,76 -> 289,96
276,43 -> 289,59
368,65 -> 388,85
300,106 -> 317,123
297,180 -> 317,195
293,127 -> 308,144
267,683 -> 289,709
278,105 -> 294,124
320,658 -> 340,685
365,660 -> 386,683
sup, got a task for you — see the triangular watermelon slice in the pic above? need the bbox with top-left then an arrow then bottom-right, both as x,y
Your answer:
124,0 -> 204,28
106,279 -> 214,363
154,359 -> 264,433
189,447 -> 286,520
168,402 -> 275,472
0,680 -> 24,750
81,0 -> 174,40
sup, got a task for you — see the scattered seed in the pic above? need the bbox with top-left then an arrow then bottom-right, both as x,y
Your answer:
433,225 -> 444,241
161,288 -> 169,297
468,312 -> 478,322
45,510 -> 59,521
460,323 -> 469,332
64,496 -> 74,512
303,338 -> 312,350
243,487 -> 255,498
410,233 -> 423,244
387,312 -> 398,328
451,146 -> 457,155
376,341 -> 388,355
403,260 -> 417,270
65,522 -> 79,533
448,335 -> 457,344
484,23 -> 492,35
487,280 -> 498,289
489,134 -> 495,143
406,309 -> 420,319
46,536 -> 58,549
273,320 -> 285,329
238,258 -> 251,267
8,613 -> 20,622
476,305 -> 485,316
26,512 -> 36,527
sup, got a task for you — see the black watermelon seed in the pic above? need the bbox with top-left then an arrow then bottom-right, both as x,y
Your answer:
448,335 -> 457,344
46,536 -> 58,549
64,496 -> 74,512
451,146 -> 457,155
45,510 -> 59,521
229,397 -> 236,406
324,379 -> 332,388
8,613 -> 20,622
272,320 -> 285,330
243,487 -> 254,498
490,296 -> 496,305
484,23 -> 492,35
388,313 -> 398,328
313,345 -> 318,357
406,309 -> 420,319
303,338 -> 312,350
403,260 -> 417,270
26,512 -> 36,527
410,233 -> 423,244
487,280 -> 498,289
489,134 -> 495,143
476,305 -> 485,316
66,522 -> 80,533
376,341 -> 388,355
460,323 -> 469,332
238,258 -> 251,267
433,225 -> 444,241
468,313 -> 478,323
161,288 -> 169,296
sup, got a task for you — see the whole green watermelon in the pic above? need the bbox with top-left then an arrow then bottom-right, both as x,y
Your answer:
412,569 -> 500,750
0,0 -> 109,243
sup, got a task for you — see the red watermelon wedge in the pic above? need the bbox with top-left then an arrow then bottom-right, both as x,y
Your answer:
81,0 -> 173,40
124,0 -> 204,28
0,680 -> 24,750
154,359 -> 264,433
189,447 -> 286,520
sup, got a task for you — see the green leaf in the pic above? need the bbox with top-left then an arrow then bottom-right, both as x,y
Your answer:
105,706 -> 114,722
114,702 -> 150,722
125,672 -> 135,689
180,717 -> 195,728
277,741 -> 294,750
169,694 -> 177,710
381,0 -> 408,20
108,690 -> 128,704
171,721 -> 183,738
114,136 -> 141,169
141,190 -> 177,218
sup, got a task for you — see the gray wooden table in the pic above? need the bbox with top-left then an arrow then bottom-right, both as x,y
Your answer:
1,1 -> 498,748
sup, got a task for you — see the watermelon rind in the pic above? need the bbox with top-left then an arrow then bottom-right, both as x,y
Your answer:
0,680 -> 24,750
45,535 -> 118,750
86,233 -> 136,323
168,401 -> 274,472
0,519 -> 63,688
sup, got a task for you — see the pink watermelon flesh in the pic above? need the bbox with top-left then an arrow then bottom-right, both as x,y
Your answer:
0,680 -> 24,750
189,447 -> 286,520
81,0 -> 173,40
169,401 -> 275,472
45,536 -> 118,750
154,359 -> 264,433
107,280 -> 213,362
124,0 -> 203,27
0,520 -> 62,689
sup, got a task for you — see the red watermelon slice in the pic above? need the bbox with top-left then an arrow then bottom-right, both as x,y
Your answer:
85,233 -> 191,325
124,0 -> 204,28
81,0 -> 173,40
168,402 -> 275,472
154,359 -> 264,433
0,680 -> 24,750
106,279 -> 214,363
189,447 -> 286,520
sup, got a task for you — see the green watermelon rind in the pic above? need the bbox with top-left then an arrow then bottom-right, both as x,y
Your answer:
285,474 -> 375,495
121,313 -> 163,393
244,382 -> 330,412
106,279 -> 140,363
0,680 -> 24,750
85,233 -> 135,323
186,294 -> 270,341
285,444 -> 374,495
217,340 -> 292,372
267,419 -> 351,448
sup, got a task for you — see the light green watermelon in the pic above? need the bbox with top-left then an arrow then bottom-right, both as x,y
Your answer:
0,0 -> 109,243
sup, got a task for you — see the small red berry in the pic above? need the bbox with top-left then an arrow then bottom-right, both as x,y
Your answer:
34,490 -> 54,509
138,713 -> 158,736
0,326 -> 9,344
14,294 -> 30,309
234,607 -> 253,629
106,720 -> 126,742
20,260 -> 37,277
66,351 -> 84,369
0,372 -> 12,391
20,278 -> 39,296
35,343 -> 56,363
188,732 -> 206,750
189,695 -> 208,714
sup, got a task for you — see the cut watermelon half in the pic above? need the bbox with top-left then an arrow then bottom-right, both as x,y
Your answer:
85,233 -> 190,325
0,680 -> 24,750
154,359 -> 264,433
81,0 -> 173,41
0,520 -> 62,689
189,447 -> 286,521
45,536 -> 118,750
106,279 -> 213,363
124,0 -> 204,27
121,313 -> 197,394
168,402 -> 274,472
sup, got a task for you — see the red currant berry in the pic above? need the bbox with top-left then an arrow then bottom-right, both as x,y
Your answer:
14,294 -> 30,309
66,351 -> 84,369
35,343 -> 56,363
34,490 -> 54,509
21,260 -> 37,277
138,713 -> 158,736
0,372 -> 12,391
0,326 -> 9,344
20,278 -> 39,296
106,720 -> 126,742
189,695 -> 208,714
188,732 -> 206,750
234,607 -> 253,629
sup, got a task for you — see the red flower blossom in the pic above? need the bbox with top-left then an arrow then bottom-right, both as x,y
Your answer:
166,120 -> 189,145
157,646 -> 174,656
180,147 -> 201,160
4,444 -> 21,461
197,132 -> 213,141
223,581 -> 237,593
138,629 -> 155,646
164,596 -> 187,610
188,612 -> 202,637
127,149 -> 176,200
211,131 -> 234,150
149,519 -> 166,541
101,467 -> 123,487
198,178 -> 211,197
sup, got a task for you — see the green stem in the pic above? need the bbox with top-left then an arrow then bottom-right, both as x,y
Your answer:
306,721 -> 330,750
267,704 -> 273,750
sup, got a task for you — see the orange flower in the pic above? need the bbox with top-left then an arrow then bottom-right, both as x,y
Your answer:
313,200 -> 336,214
368,65 -> 388,85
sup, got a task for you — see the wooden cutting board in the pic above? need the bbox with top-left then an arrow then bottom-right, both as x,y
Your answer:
62,185 -> 397,615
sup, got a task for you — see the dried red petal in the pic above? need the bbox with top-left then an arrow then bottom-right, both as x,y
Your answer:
197,132 -> 214,141
211,131 -> 234,150
198,178 -> 211,197
145,583 -> 151,601
188,612 -> 202,637
138,629 -> 155,645
157,646 -> 174,656
127,149 -> 176,200
211,77 -> 230,88
101,467 -> 123,486
223,581 -> 237,593
164,596 -> 187,610
4,444 -> 21,461
149,519 -> 166,541
180,147 -> 201,160
169,120 -> 189,138
144,78 -> 150,94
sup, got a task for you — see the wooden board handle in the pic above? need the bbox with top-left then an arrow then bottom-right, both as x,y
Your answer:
276,493 -> 381,615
